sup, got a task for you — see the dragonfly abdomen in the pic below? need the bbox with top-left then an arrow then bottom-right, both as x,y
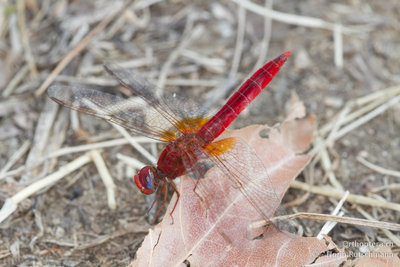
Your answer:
197,51 -> 290,143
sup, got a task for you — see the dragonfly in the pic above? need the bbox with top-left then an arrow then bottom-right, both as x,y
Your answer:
47,51 -> 290,223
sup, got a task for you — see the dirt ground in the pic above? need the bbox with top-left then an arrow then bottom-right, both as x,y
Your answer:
0,0 -> 399,266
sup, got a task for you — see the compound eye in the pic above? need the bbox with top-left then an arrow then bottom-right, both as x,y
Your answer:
134,166 -> 157,194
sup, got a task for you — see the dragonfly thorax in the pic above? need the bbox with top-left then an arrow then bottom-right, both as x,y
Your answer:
157,133 -> 206,179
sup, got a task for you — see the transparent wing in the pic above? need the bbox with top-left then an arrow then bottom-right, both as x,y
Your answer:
48,64 -> 209,141
203,137 -> 281,222
104,63 -> 208,125
47,85 -> 176,141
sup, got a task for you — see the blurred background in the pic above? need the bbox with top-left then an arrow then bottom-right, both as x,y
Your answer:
0,0 -> 399,265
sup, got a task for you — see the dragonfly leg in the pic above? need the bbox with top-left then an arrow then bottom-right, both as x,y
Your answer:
149,182 -> 163,212
168,178 -> 180,224
192,164 -> 206,192
191,165 -> 209,217
151,182 -> 168,224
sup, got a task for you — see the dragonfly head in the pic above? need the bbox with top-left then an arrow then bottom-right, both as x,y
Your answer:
134,166 -> 158,194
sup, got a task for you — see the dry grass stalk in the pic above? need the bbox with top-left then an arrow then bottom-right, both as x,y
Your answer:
90,150 -> 117,209
291,180 -> 400,212
0,153 -> 92,224
251,212 -> 400,232
317,191 -> 349,239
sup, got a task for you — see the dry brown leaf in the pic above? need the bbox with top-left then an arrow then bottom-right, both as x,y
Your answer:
285,91 -> 306,122
132,95 -> 339,266
354,247 -> 400,267
310,235 -> 347,267
311,253 -> 348,267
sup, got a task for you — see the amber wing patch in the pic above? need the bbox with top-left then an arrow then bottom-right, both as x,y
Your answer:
161,117 -> 210,141
205,137 -> 236,156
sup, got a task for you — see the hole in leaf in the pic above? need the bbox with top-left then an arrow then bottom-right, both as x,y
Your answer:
258,128 -> 270,138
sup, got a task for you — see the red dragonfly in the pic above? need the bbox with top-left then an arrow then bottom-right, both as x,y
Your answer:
47,51 -> 290,222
